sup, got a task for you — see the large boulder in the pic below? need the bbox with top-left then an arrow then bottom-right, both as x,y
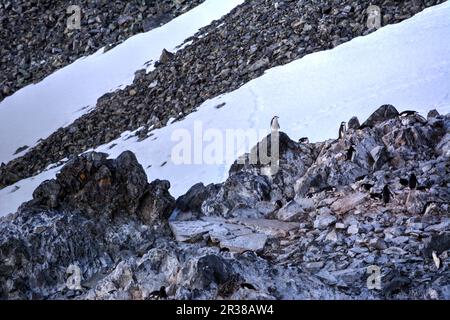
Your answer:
138,179 -> 175,227
28,151 -> 148,219
25,151 -> 176,227
176,183 -> 219,213
192,255 -> 235,289
361,105 -> 399,128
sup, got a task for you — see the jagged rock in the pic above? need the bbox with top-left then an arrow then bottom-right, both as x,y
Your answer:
330,192 -> 367,214
159,48 -> 174,64
436,133 -> 450,157
26,151 -> 149,220
176,183 -> 218,213
24,151 -> 177,229
191,254 -> 235,289
347,224 -> 359,235
370,146 -> 389,171
425,219 -> 450,233
405,191 -> 428,215
326,268 -> 366,288
31,179 -> 61,209
277,198 -> 314,222
428,109 -> 440,119
0,210 -> 155,299
235,218 -> 298,237
201,172 -> 272,218
220,233 -> 268,254
314,212 -> 337,230
361,105 -> 399,128
348,116 -> 360,130
255,201 -> 279,217
248,57 -> 270,72
169,216 -> 292,253
169,219 -> 212,242
138,179 -> 175,227
325,230 -> 338,242
13,145 -> 28,155
383,271 -> 412,296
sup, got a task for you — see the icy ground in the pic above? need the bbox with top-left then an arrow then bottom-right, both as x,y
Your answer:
1,1 -> 449,217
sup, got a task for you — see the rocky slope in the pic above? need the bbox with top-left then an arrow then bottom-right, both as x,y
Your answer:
0,0 -> 446,189
1,106 -> 449,300
0,0 -> 205,102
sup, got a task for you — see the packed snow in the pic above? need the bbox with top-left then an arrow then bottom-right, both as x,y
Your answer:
0,0 -> 244,164
1,1 -> 450,217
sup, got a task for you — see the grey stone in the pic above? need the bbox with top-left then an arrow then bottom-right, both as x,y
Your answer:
277,199 -> 313,222
348,116 -> 360,130
314,213 -> 337,230
361,105 -> 399,128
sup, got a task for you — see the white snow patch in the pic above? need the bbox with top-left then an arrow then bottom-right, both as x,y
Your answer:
0,166 -> 63,217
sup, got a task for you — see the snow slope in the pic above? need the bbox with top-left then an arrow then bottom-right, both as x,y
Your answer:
1,1 -> 450,217
0,0 -> 244,164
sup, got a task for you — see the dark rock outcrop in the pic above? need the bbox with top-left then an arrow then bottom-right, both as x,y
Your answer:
194,254 -> 235,288
348,116 -> 361,130
24,150 -> 174,225
176,183 -> 219,214
27,151 -> 147,219
360,104 -> 399,128
159,48 -> 175,65
138,179 -> 175,227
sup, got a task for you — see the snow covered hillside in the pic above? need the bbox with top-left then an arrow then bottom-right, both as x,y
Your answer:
95,1 -> 450,196
0,0 -> 244,164
1,1 -> 449,217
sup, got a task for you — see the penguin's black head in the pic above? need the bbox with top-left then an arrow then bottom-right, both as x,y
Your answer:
275,199 -> 283,208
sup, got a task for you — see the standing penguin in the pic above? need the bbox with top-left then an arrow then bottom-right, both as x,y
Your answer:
382,185 -> 391,204
408,173 -> 417,190
406,173 -> 418,205
271,116 -> 280,132
299,137 -> 309,144
338,122 -> 347,139
346,145 -> 356,161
